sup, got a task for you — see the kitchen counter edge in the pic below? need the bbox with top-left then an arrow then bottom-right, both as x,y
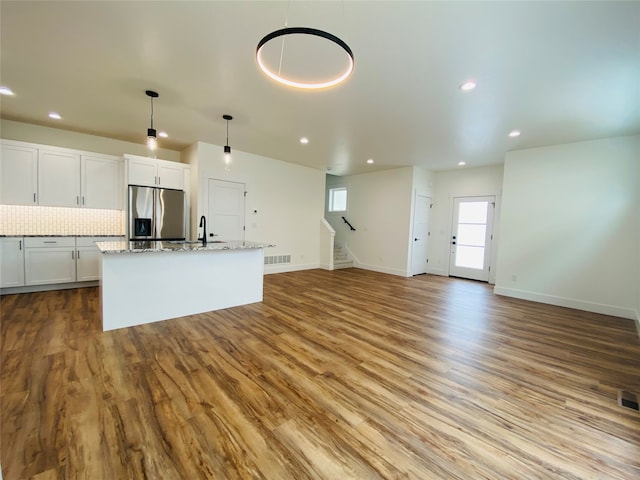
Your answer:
96,240 -> 275,254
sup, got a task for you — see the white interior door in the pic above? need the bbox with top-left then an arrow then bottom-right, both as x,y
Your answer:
449,196 -> 495,281
207,179 -> 246,241
411,193 -> 431,275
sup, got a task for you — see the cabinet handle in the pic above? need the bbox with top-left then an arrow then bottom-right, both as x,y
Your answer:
155,176 -> 158,185
19,240 -> 22,250
44,241 -> 57,244
82,196 -> 85,205
77,196 -> 80,205
72,251 -> 75,260
77,251 -> 80,259
33,193 -> 36,203
158,176 -> 160,185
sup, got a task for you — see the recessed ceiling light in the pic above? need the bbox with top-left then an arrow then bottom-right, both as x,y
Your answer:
48,112 -> 62,120
366,158 -> 374,164
300,137 -> 309,144
0,86 -> 15,96
458,161 -> 466,166
158,131 -> 168,138
459,81 -> 476,91
508,130 -> 521,137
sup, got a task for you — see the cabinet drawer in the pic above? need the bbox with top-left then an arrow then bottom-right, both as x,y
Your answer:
24,237 -> 76,248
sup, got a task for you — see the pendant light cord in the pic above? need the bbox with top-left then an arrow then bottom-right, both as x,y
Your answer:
150,97 -> 154,130
272,0 -> 346,81
277,0 -> 291,76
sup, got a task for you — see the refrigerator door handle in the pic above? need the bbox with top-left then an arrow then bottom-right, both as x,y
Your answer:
153,187 -> 159,239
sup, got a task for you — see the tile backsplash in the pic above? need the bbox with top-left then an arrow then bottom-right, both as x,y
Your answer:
0,205 -> 125,236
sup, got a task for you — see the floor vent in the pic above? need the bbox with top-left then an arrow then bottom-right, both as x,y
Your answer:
264,254 -> 291,265
618,390 -> 639,411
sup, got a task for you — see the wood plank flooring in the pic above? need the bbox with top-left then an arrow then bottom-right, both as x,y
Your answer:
1,268 -> 639,479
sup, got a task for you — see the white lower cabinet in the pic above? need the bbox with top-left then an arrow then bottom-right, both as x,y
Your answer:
76,237 -> 115,281
76,246 -> 101,282
3,236 -> 124,290
24,237 -> 76,286
0,237 -> 25,288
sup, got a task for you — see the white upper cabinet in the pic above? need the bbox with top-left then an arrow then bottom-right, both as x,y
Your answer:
82,154 -> 122,209
38,149 -> 81,207
0,140 -> 123,209
126,154 -> 186,190
157,160 -> 185,190
0,143 -> 38,205
127,156 -> 158,187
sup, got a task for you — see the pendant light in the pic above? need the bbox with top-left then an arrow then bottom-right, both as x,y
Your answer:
223,114 -> 233,170
256,27 -> 354,89
146,90 -> 159,153
256,2 -> 353,90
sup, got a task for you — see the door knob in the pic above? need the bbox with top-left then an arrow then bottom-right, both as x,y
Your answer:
414,238 -> 418,241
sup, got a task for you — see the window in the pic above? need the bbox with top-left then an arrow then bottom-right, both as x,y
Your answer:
328,186 -> 348,212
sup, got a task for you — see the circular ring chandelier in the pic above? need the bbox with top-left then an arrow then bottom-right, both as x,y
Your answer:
256,27 -> 354,90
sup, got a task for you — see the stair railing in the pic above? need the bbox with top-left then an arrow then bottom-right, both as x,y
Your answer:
341,216 -> 356,231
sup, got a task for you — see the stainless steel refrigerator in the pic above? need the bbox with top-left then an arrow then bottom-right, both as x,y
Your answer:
128,185 -> 186,241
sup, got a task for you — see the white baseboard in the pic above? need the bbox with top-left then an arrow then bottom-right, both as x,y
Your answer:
264,263 -> 319,275
341,245 -> 407,277
493,286 -> 637,320
426,267 -> 448,277
343,243 -> 358,264
356,262 -> 408,277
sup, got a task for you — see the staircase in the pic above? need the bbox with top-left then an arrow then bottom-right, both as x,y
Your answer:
333,242 -> 353,269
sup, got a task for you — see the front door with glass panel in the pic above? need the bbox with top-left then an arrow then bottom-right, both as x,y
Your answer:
449,196 -> 495,281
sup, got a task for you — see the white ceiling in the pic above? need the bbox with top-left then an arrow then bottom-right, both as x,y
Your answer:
1,1 -> 639,176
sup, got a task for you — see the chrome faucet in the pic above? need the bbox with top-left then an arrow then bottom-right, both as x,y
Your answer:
199,215 -> 207,245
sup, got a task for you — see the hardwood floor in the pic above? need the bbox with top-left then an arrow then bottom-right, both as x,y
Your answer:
1,269 -> 639,479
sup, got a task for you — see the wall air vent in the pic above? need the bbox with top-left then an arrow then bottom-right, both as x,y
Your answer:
264,254 -> 291,265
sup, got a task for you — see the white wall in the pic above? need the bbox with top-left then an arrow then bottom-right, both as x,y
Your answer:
183,142 -> 325,273
326,167 -> 415,276
429,165 -> 504,282
495,135 -> 640,320
1,119 -> 180,161
412,166 -> 436,196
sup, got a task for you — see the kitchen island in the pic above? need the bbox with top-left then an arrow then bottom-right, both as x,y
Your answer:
96,240 -> 273,331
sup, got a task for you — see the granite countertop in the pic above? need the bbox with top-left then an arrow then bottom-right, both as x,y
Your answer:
96,240 -> 275,254
0,234 -> 125,237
